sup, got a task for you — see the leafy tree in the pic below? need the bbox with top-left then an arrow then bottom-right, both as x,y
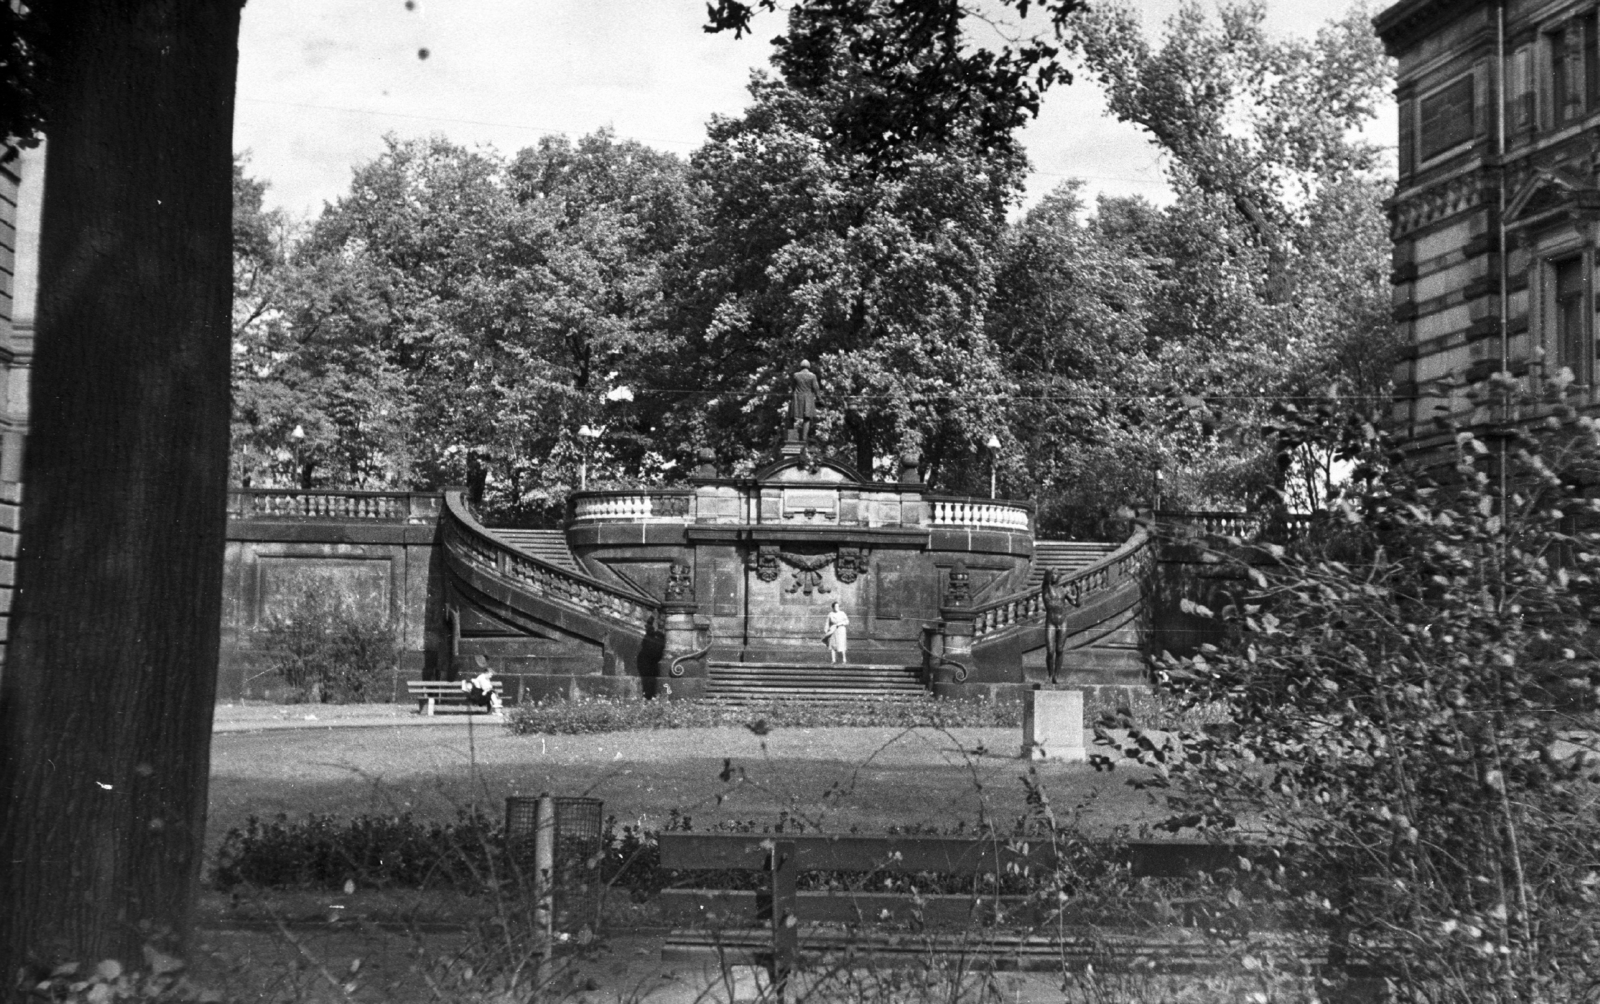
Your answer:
261,133 -> 690,521
230,157 -> 414,490
665,8 -> 1025,483
986,2 -> 1399,527
705,0 -> 1087,166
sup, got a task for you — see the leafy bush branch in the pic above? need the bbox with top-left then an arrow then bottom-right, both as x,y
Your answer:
1106,407 -> 1600,1001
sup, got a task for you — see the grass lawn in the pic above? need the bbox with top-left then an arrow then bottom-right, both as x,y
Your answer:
206,723 -> 1168,851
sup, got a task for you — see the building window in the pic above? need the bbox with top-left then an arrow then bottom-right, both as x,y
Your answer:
1553,255 -> 1591,384
1419,75 -> 1475,161
1548,15 -> 1595,126
1508,45 -> 1535,136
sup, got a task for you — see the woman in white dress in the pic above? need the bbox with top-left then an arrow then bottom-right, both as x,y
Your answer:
822,600 -> 849,664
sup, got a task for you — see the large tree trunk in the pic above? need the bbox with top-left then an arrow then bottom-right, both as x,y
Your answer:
0,0 -> 242,975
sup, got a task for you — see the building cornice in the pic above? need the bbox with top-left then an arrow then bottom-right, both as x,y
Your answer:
1374,0 -> 1486,55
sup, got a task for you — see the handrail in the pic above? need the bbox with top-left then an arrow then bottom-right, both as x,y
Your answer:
229,488 -> 441,523
442,489 -> 658,632
970,529 -> 1152,641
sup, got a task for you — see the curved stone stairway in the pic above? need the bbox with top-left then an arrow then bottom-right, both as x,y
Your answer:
438,489 -> 1149,702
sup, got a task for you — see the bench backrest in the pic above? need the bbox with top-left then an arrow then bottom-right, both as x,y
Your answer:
658,833 -> 1258,879
406,680 -> 504,693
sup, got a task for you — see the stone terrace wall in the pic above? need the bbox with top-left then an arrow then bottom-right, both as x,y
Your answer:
219,489 -> 446,701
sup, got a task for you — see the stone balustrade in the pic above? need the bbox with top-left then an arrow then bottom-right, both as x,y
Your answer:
972,530 -> 1152,640
571,491 -> 693,522
568,487 -> 1034,531
1155,510 -> 1313,540
927,497 -> 1032,531
230,489 -> 440,523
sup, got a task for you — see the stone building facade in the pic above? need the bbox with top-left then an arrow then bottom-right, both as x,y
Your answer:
1378,0 -> 1600,453
0,146 -> 39,672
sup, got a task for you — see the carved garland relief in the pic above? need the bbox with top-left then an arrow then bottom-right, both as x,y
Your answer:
746,544 -> 870,596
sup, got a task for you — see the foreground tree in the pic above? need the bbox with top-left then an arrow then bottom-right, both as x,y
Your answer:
0,0 -> 243,977
1112,401 -> 1600,999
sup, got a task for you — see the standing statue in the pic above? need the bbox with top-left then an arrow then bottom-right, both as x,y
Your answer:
1041,568 -> 1082,685
790,360 -> 820,444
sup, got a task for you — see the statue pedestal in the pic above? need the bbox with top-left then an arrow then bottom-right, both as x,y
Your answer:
932,607 -> 974,700
780,429 -> 806,458
1021,688 -> 1086,761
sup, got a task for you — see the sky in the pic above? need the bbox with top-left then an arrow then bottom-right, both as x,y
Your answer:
232,0 -> 1397,222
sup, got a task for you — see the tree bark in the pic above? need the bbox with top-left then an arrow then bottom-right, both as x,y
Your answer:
0,0 -> 242,976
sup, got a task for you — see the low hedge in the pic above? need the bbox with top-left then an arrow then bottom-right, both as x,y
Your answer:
502,691 -> 1222,736
504,695 -> 1022,735
211,809 -> 1104,898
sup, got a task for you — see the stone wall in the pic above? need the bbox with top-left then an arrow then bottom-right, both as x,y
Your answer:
218,491 -> 445,700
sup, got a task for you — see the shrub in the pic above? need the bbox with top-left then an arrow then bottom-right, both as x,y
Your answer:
503,694 -> 1028,734
1105,405 -> 1600,1001
255,585 -> 401,703
212,809 -> 502,890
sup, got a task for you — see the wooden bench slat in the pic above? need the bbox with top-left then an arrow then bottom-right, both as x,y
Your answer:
658,833 -> 1262,878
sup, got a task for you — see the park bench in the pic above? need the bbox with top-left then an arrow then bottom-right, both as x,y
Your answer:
658,832 -> 1273,989
405,679 -> 504,715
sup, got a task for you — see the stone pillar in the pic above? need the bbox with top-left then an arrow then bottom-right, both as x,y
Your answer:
660,561 -> 708,700
933,560 -> 974,700
1022,687 -> 1086,761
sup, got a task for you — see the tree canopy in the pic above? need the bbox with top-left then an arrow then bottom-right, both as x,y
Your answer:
231,0 -> 1396,531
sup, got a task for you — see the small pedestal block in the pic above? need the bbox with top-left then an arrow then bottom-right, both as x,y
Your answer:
660,609 -> 709,701
1021,688 -> 1086,762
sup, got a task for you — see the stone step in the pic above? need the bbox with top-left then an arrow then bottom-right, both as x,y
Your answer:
709,671 -> 922,683
1027,541 -> 1120,587
706,658 -> 929,702
710,689 -> 926,701
711,682 -> 924,692
709,661 -> 917,672
483,527 -> 585,574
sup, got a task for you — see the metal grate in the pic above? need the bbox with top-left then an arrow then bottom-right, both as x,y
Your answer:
505,795 -> 605,932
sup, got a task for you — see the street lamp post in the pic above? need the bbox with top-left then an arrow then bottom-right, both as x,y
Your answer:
985,434 -> 1001,500
577,424 -> 601,492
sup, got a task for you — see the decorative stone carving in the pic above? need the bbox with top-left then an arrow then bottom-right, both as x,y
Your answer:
898,451 -> 921,485
692,448 -> 719,479
1388,169 -> 1489,239
655,494 -> 691,517
753,544 -> 781,583
835,546 -> 868,584
665,561 -> 694,603
944,559 -> 972,608
780,550 -> 835,596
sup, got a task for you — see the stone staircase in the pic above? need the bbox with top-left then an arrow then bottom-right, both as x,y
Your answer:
706,661 -> 928,703
1027,541 -> 1119,587
488,528 -> 586,574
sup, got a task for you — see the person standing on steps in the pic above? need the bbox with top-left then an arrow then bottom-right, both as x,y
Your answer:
822,600 -> 849,664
